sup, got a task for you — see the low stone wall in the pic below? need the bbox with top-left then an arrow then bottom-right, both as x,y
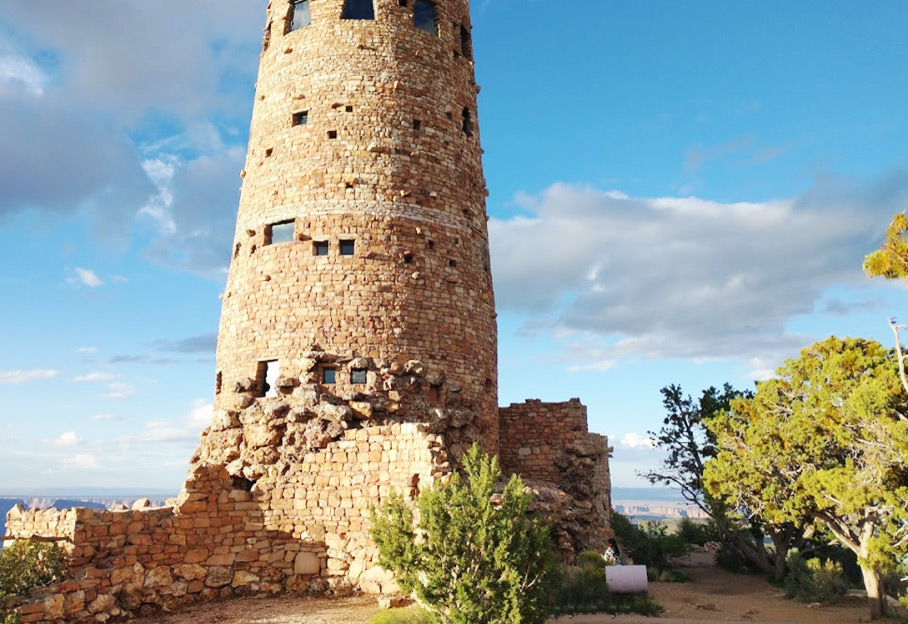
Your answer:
498,399 -> 613,555
6,424 -> 446,624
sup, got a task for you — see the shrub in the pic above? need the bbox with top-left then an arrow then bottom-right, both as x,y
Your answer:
371,444 -> 559,624
612,512 -> 689,575
553,563 -> 663,617
369,605 -> 437,624
0,541 -> 68,623
675,517 -> 711,546
784,551 -> 849,605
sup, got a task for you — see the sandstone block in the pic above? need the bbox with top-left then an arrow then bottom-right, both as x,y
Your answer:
294,552 -> 320,575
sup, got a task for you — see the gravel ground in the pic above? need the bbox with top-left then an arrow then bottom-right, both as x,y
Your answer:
130,565 -> 895,624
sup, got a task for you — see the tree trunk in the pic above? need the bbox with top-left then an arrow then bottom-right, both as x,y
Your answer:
860,564 -> 887,620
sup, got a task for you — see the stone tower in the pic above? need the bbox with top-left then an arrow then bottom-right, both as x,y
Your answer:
5,3 -> 612,620
215,0 -> 498,458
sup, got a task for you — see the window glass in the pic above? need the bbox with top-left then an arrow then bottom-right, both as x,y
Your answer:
269,221 -> 295,244
291,0 -> 311,30
342,0 -> 375,20
414,0 -> 437,35
322,368 -> 337,385
340,240 -> 355,256
351,369 -> 367,384
314,241 -> 329,256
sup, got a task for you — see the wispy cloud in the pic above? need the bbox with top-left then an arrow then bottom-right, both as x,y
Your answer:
90,414 -> 122,422
62,453 -> 99,471
49,431 -> 82,447
0,369 -> 59,384
77,347 -> 97,354
151,333 -> 217,354
72,372 -> 118,382
123,400 -> 211,445
100,382 -> 135,400
69,267 -> 104,288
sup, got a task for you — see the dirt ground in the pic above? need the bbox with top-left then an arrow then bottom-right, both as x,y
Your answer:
131,565 -> 896,624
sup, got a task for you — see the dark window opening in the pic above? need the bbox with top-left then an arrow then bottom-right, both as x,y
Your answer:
351,368 -> 367,384
413,119 -> 421,131
290,0 -> 311,31
404,253 -> 414,264
345,105 -> 354,112
293,110 -> 309,126
342,0 -> 375,20
258,360 -> 280,398
446,111 -> 453,120
460,25 -> 472,59
265,147 -> 274,157
462,108 -> 474,136
340,239 -> 356,256
346,182 -> 354,190
267,220 -> 295,245
215,371 -> 223,395
231,476 -> 256,492
448,259 -> 457,268
399,0 -> 408,6
314,240 -> 329,256
234,243 -> 241,259
250,244 -> 258,255
322,368 -> 337,385
427,240 -> 435,250
427,384 -> 441,402
414,0 -> 438,35
328,130 -> 338,139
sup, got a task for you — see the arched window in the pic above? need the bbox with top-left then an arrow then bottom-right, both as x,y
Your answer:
342,0 -> 375,20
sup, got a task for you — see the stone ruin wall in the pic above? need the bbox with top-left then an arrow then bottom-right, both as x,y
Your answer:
7,423 -> 446,624
499,399 -> 612,557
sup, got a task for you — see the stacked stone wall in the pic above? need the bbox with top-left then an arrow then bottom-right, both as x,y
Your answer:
499,399 -> 612,555
6,424 -> 446,624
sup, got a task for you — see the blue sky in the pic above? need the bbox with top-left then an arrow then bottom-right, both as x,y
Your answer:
1,0 -> 907,493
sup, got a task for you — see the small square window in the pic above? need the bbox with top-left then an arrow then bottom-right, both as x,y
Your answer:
351,368 -> 367,384
340,240 -> 355,256
322,368 -> 336,385
342,0 -> 375,20
327,130 -> 338,139
314,240 -> 329,256
293,111 -> 308,126
414,0 -> 438,35
290,0 -> 311,31
268,221 -> 295,245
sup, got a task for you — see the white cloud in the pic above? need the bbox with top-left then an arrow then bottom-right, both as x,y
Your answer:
77,347 -> 98,354
566,360 -> 617,373
125,400 -> 212,444
138,157 -> 177,234
0,369 -> 59,384
0,52 -> 47,97
100,382 -> 135,400
490,173 -> 908,368
62,453 -> 98,471
90,414 -> 122,422
72,372 -> 118,382
69,267 -> 104,288
50,431 -> 81,447
620,433 -> 657,450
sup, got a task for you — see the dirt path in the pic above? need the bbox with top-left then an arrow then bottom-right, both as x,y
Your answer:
131,566 -> 894,624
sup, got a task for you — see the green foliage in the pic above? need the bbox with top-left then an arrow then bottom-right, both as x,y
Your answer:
553,563 -> 663,617
865,212 -> 908,280
0,541 -> 69,622
371,444 -> 559,624
369,605 -> 438,624
610,512 -> 689,577
674,517 -> 712,547
784,552 -> 850,605
704,336 -> 908,619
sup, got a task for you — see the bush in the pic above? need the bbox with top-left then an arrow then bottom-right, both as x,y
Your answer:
369,605 -> 437,624
553,563 -> 663,617
0,541 -> 68,623
611,512 -> 689,575
674,517 -> 712,547
784,551 -> 849,605
371,444 -> 559,624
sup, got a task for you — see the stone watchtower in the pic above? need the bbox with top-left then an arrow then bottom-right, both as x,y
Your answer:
215,0 -> 498,459
5,2 -> 611,619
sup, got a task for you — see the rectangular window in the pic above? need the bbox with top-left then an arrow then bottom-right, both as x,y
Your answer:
290,0 -> 311,31
351,368 -> 367,384
414,0 -> 437,35
342,0 -> 375,20
340,239 -> 355,256
258,360 -> 280,398
293,110 -> 308,126
460,25 -> 472,59
322,368 -> 337,385
314,240 -> 329,256
267,220 -> 295,245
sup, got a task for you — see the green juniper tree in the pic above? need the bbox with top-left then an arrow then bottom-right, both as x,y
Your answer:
370,444 -> 558,624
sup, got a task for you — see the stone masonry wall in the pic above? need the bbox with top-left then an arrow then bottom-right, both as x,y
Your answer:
499,399 -> 612,556
6,424 -> 446,623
